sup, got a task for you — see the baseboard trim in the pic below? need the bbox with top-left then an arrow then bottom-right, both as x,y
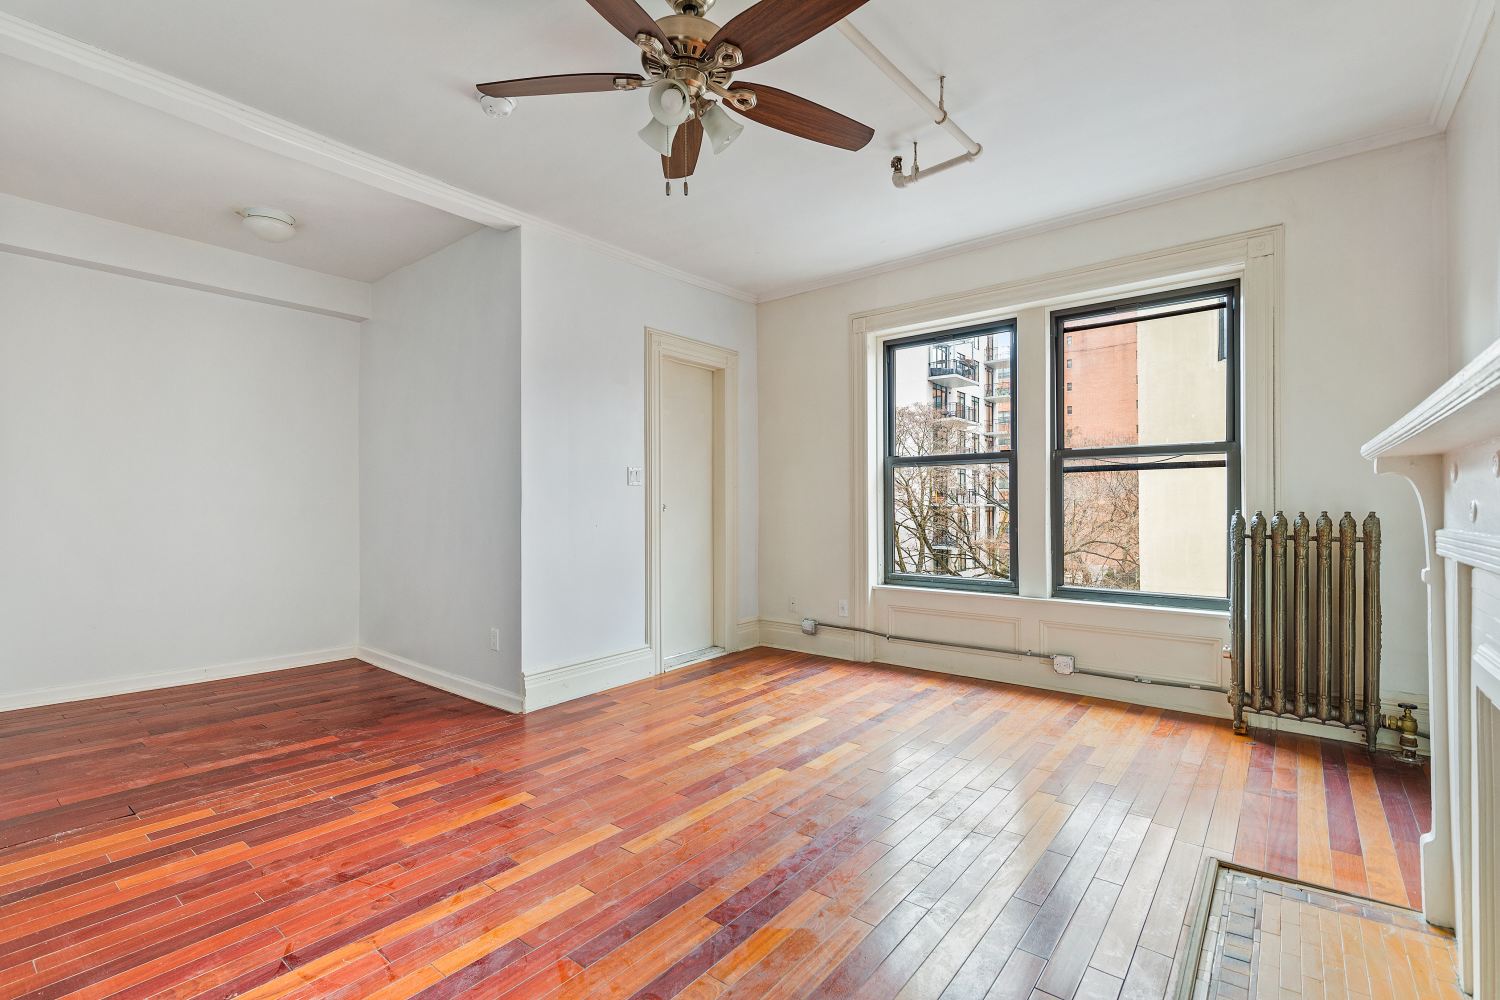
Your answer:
0,644 -> 361,713
757,616 -> 1233,717
735,617 -> 762,650
523,644 -> 655,712
357,645 -> 524,714
758,617 -> 859,659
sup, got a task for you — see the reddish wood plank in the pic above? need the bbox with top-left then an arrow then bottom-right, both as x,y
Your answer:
0,651 -> 1430,1000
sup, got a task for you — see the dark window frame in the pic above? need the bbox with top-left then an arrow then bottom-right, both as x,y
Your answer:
884,319 -> 1019,595
1050,281 -> 1240,611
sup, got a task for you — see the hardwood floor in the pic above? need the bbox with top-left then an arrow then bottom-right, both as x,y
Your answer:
0,649 -> 1433,1000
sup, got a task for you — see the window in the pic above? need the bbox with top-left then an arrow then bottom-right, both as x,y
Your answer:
885,321 -> 1016,592
1052,282 -> 1238,609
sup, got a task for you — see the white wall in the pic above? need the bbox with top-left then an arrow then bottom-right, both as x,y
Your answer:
1447,13 -> 1500,372
359,228 -> 524,706
519,228 -> 758,692
757,136 -> 1448,712
0,250 -> 360,707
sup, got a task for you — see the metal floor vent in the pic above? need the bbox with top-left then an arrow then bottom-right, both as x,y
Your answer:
662,646 -> 726,670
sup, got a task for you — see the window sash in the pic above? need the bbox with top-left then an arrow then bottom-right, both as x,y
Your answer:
884,320 -> 1018,593
1049,281 -> 1239,610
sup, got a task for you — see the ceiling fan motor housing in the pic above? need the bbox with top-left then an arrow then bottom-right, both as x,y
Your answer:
656,14 -> 719,60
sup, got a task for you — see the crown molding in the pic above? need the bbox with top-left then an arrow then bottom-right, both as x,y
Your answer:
0,11 -> 756,304
1433,0 -> 1495,130
755,122 -> 1441,303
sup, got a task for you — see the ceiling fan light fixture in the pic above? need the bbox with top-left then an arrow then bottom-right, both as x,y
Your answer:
700,101 -> 744,154
237,206 -> 296,243
638,117 -> 680,156
648,79 -> 693,126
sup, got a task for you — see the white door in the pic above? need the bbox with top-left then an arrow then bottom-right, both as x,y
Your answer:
660,359 -> 715,660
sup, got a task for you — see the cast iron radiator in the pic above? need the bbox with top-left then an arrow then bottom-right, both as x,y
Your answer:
1228,510 -> 1382,749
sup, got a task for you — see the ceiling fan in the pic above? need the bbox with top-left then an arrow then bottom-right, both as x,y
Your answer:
476,0 -> 876,191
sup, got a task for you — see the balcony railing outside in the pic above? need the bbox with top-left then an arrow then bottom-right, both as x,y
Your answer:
930,489 -> 979,509
929,355 -> 980,382
935,398 -> 980,423
985,343 -> 1009,364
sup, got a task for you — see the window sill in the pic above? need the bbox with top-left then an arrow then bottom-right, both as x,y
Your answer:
872,582 -> 1231,620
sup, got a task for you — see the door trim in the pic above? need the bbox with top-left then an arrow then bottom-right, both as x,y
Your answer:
646,328 -> 740,676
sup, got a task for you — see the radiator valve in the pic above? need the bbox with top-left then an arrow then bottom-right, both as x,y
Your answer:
1383,703 -> 1422,764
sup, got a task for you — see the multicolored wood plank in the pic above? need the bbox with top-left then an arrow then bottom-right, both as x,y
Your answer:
0,649 -> 1432,1000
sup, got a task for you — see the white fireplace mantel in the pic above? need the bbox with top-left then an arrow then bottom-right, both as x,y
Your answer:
1363,334 -> 1500,999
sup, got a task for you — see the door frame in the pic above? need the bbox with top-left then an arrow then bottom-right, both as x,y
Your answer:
645,328 -> 740,675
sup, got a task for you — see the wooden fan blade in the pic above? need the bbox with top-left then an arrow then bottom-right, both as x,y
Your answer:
476,73 -> 644,98
707,0 -> 871,69
583,0 -> 673,52
662,118 -> 704,179
733,82 -> 873,150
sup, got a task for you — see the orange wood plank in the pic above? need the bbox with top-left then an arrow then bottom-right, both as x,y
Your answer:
0,651 -> 1434,1000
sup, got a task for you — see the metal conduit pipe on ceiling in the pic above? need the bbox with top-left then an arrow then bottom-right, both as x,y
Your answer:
835,18 -> 982,188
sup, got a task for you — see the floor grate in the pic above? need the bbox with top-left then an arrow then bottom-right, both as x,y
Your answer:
1180,860 -> 1462,1000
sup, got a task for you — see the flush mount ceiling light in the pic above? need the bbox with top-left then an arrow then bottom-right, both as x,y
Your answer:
472,0 -> 875,193
237,206 -> 296,243
478,93 -> 516,117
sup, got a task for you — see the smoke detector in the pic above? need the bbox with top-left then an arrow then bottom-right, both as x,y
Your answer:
237,206 -> 296,243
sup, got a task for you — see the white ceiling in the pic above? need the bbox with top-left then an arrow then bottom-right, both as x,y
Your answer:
0,53 -> 482,282
0,0 -> 1482,296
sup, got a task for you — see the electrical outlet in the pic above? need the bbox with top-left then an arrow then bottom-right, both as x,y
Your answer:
490,629 -> 500,651
838,599 -> 848,618
789,596 -> 796,613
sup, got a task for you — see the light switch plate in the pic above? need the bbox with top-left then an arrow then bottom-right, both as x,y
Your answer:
626,467 -> 643,486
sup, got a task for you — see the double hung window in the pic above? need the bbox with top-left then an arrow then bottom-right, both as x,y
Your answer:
884,322 -> 1017,592
1051,282 -> 1239,609
879,283 -> 1239,609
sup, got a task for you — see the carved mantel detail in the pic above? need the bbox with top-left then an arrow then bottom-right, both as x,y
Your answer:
1363,335 -> 1500,995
